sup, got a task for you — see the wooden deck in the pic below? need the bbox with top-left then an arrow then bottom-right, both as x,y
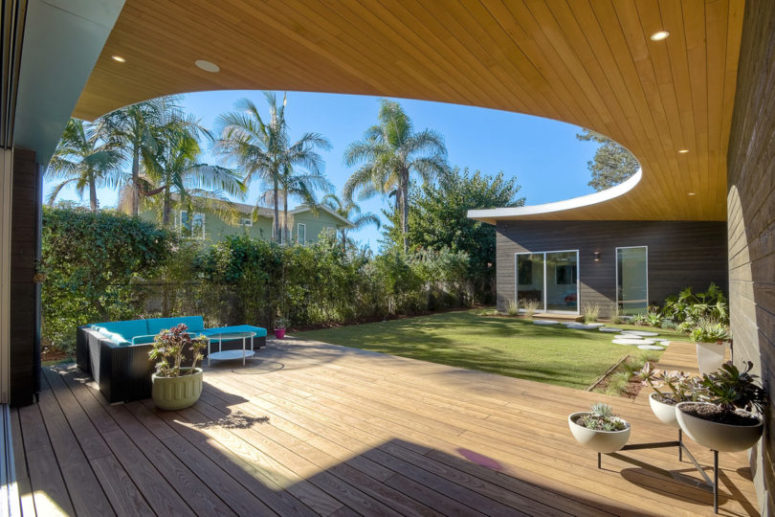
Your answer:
12,337 -> 758,516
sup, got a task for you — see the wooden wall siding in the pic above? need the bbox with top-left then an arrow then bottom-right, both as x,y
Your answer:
495,221 -> 727,318
726,1 -> 775,514
10,148 -> 40,407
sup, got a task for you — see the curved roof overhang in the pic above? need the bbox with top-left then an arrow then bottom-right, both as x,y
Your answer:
73,0 -> 744,222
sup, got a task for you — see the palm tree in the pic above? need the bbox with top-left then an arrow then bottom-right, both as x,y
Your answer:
144,114 -> 245,227
102,96 -> 180,216
217,92 -> 331,243
344,100 -> 448,252
322,193 -> 380,247
46,118 -> 122,212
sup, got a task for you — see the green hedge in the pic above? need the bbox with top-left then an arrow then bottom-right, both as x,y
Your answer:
41,209 -> 474,353
41,208 -> 172,351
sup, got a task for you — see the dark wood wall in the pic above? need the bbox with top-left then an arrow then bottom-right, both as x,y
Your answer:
495,220 -> 727,317
726,1 -> 775,513
10,148 -> 40,406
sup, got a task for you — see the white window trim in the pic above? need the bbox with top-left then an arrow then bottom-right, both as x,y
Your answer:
179,210 -> 206,240
615,245 -> 649,314
514,249 -> 580,315
297,223 -> 306,245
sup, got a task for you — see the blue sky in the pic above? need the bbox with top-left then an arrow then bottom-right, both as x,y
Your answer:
46,90 -> 599,249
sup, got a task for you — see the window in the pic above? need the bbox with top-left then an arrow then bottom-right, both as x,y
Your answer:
297,223 -> 306,244
616,246 -> 648,315
179,210 -> 205,240
515,250 -> 579,313
239,217 -> 252,227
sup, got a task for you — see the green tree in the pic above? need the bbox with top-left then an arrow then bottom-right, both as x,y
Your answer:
321,193 -> 381,247
386,167 -> 524,300
217,93 -> 331,243
576,129 -> 639,191
102,96 -> 185,216
46,119 -> 122,212
344,100 -> 448,252
144,113 -> 244,227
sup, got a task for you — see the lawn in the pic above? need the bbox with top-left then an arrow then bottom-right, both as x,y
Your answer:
297,310 -> 686,390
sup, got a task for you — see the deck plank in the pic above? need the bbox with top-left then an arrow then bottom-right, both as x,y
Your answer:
12,337 -> 758,516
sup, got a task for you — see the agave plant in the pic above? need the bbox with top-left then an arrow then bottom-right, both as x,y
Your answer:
577,403 -> 628,431
640,362 -> 706,404
701,361 -> 767,414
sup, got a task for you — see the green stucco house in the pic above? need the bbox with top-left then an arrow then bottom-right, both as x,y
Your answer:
141,198 -> 353,244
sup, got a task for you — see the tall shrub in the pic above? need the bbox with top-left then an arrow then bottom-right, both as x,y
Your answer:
41,207 -> 171,351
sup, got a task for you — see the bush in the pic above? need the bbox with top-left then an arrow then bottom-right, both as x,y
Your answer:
41,208 -> 172,353
661,283 -> 728,327
41,209 -> 475,351
583,304 -> 600,323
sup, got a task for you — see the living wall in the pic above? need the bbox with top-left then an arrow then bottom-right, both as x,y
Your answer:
41,208 -> 172,351
42,208 -> 474,353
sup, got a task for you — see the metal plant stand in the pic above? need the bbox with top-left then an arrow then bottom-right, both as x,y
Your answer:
597,429 -> 720,513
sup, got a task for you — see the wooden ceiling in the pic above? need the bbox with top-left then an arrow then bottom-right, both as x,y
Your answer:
73,0 -> 745,221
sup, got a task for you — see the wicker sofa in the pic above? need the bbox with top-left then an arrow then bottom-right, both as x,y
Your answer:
76,316 -> 267,403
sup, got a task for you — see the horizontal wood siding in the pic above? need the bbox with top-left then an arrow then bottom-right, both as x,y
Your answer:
726,1 -> 775,513
495,221 -> 727,317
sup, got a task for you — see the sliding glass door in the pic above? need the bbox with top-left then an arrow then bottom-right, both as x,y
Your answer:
515,250 -> 579,314
617,246 -> 648,314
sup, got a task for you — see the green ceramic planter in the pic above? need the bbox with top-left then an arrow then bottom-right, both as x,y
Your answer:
152,367 -> 203,410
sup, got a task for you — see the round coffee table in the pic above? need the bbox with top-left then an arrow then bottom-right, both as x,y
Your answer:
207,331 -> 256,367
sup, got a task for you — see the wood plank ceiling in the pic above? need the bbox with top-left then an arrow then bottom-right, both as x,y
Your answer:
73,0 -> 745,221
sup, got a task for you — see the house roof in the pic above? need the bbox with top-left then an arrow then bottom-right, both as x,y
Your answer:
72,1 -> 743,223
291,205 -> 354,228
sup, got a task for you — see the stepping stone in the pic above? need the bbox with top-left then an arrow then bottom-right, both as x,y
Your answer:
599,327 -> 622,333
613,338 -> 656,345
622,330 -> 659,337
613,339 -> 646,346
585,323 -> 605,328
654,339 -> 671,346
638,344 -> 666,350
565,323 -> 599,330
533,320 -> 559,325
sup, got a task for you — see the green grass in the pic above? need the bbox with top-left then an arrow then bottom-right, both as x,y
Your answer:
297,309 -> 685,390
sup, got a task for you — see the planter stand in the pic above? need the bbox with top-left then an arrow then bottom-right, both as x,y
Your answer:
596,429 -> 720,513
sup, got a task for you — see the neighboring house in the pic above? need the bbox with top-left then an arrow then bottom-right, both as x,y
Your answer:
141,198 -> 353,244
468,175 -> 727,319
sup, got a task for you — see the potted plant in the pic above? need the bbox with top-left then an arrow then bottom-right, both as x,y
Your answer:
676,361 -> 767,452
691,318 -> 729,374
274,317 -> 288,339
149,324 -> 207,410
568,403 -> 631,453
640,363 -> 706,427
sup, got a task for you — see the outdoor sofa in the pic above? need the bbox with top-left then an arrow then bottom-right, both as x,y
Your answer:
76,316 -> 267,403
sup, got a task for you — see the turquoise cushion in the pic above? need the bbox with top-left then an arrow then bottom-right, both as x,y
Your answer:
98,320 -> 149,341
148,316 -> 205,334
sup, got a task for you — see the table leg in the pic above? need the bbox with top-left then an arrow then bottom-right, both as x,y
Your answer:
713,450 -> 719,513
243,336 -> 246,366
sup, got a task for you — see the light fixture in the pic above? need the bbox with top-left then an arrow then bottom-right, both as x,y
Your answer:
688,192 -> 696,196
111,55 -> 126,63
594,251 -> 601,262
195,59 -> 220,73
678,149 -> 689,154
650,31 -> 670,41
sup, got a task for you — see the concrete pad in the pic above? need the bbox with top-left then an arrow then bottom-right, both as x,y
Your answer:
599,327 -> 623,333
638,344 -> 666,350
533,320 -> 560,325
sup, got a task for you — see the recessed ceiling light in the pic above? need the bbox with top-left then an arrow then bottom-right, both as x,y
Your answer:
688,192 -> 696,196
650,31 -> 670,41
111,55 -> 126,63
678,149 -> 689,154
195,59 -> 220,73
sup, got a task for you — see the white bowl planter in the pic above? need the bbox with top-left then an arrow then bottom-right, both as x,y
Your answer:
648,393 -> 679,428
695,341 -> 726,375
675,402 -> 763,452
568,412 -> 631,453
